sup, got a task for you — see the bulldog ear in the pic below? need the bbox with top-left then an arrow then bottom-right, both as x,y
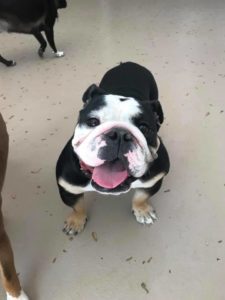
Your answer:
151,100 -> 164,128
82,84 -> 105,103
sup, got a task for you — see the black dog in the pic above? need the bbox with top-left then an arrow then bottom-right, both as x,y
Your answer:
56,62 -> 170,235
0,0 -> 67,66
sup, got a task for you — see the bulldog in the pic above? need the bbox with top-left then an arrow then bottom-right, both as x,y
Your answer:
56,62 -> 170,235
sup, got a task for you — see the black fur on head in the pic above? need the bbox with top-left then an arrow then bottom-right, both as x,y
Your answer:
56,0 -> 67,9
150,100 -> 164,130
82,84 -> 105,103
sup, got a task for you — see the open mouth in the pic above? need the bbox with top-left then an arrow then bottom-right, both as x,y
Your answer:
80,159 -> 134,191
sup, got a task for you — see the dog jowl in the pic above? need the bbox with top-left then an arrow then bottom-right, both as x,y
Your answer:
0,0 -> 67,66
56,62 -> 170,235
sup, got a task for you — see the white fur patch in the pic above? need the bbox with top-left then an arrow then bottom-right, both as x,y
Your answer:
90,94 -> 141,123
131,172 -> 165,189
54,51 -> 65,57
7,290 -> 29,300
58,177 -> 92,194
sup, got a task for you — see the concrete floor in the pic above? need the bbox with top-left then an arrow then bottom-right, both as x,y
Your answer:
0,0 -> 225,299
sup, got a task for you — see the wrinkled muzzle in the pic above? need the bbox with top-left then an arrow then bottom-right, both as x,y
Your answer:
72,122 -> 157,189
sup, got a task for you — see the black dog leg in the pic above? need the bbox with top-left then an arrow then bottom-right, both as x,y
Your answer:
44,27 -> 64,57
0,55 -> 16,67
58,185 -> 87,235
33,31 -> 47,57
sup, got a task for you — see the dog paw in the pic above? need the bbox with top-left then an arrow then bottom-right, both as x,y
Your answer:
54,51 -> 64,58
63,211 -> 87,235
38,47 -> 45,58
7,290 -> 29,300
6,60 -> 16,67
132,204 -> 157,225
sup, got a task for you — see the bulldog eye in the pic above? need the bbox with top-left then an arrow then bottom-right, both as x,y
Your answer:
139,123 -> 149,135
86,117 -> 100,127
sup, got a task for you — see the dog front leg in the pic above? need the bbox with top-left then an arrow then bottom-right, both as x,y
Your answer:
58,185 -> 87,235
32,31 -> 47,58
44,27 -> 64,57
0,214 -> 29,300
0,55 -> 16,67
132,189 -> 157,225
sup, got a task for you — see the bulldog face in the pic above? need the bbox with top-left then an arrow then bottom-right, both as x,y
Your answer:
72,85 -> 161,194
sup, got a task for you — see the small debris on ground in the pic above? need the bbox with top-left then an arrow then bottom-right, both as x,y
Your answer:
91,232 -> 98,242
52,257 -> 57,264
218,240 -> 223,243
141,282 -> 149,294
147,257 -> 152,263
205,112 -> 210,117
31,168 -> 42,174
164,189 -> 170,193
125,256 -> 133,262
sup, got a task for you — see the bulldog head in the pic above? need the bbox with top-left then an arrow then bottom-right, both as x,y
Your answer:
72,84 -> 163,194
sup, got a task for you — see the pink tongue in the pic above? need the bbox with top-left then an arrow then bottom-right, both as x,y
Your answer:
92,160 -> 128,189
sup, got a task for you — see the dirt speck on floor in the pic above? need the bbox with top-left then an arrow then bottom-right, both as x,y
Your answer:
125,256 -> 133,262
91,232 -> 98,242
141,282 -> 149,294
52,257 -> 57,264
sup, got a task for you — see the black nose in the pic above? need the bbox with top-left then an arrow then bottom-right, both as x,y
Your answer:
106,128 -> 133,142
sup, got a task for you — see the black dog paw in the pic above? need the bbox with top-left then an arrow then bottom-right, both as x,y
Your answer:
6,60 -> 16,67
38,47 -> 45,58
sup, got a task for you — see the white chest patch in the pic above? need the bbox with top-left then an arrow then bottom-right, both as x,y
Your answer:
58,172 -> 165,196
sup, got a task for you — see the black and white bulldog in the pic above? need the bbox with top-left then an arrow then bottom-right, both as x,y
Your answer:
56,62 -> 170,235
